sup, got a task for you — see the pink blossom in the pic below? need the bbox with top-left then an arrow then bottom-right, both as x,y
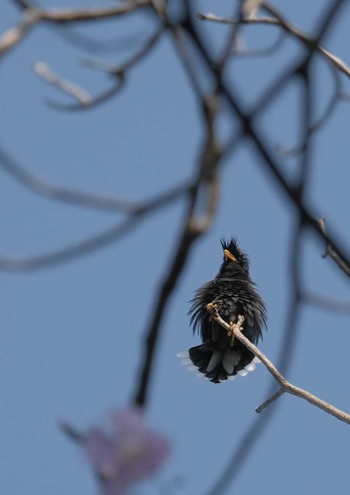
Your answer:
82,408 -> 170,495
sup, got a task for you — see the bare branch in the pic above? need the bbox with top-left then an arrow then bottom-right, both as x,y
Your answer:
207,306 -> 350,426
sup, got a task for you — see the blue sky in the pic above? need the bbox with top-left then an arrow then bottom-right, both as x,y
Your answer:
1,1 -> 350,494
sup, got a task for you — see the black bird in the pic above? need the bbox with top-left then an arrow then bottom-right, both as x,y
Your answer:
179,238 -> 267,383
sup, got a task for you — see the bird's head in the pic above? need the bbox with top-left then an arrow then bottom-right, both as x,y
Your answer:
220,237 -> 250,274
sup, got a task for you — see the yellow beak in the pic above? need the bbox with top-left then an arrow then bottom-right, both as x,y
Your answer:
224,249 -> 237,262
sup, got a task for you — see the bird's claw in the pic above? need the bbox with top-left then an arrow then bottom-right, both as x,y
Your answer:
206,302 -> 216,321
206,302 -> 216,312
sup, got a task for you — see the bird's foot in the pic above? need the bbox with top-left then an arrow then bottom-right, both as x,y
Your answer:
206,302 -> 216,321
227,317 -> 245,347
227,322 -> 236,347
206,302 -> 216,312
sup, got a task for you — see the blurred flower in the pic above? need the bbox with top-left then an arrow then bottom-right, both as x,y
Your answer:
81,407 -> 170,495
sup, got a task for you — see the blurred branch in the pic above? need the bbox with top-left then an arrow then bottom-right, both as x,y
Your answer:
59,421 -> 83,443
184,0 -> 350,276
217,1 -> 244,71
169,23 -> 204,103
132,96 -> 222,408
47,81 -> 124,111
0,145 -> 187,214
0,9 -> 39,56
197,2 -> 350,79
14,0 -> 150,22
34,26 -> 164,111
53,28 -> 147,56
204,56 -> 312,495
233,29 -> 285,58
0,216 -> 142,271
279,68 -> 342,157
208,308 -> 350,426
84,25 -> 164,77
302,291 -> 350,314
1,0 -> 150,57
263,1 -> 350,75
33,61 -> 94,106
0,181 -> 190,271
34,60 -> 125,111
318,217 -> 350,278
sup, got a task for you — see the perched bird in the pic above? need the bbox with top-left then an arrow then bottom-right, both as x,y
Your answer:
178,238 -> 267,383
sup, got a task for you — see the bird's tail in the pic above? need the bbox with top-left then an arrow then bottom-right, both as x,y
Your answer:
177,343 -> 260,383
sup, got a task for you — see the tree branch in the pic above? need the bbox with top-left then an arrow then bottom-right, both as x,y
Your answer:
207,306 -> 350,426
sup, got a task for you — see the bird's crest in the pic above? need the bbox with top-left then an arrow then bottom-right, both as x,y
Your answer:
220,237 -> 249,272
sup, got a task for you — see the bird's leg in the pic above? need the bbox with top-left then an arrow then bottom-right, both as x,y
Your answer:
228,322 -> 235,347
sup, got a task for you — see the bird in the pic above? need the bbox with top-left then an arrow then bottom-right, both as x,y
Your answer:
178,238 -> 267,383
